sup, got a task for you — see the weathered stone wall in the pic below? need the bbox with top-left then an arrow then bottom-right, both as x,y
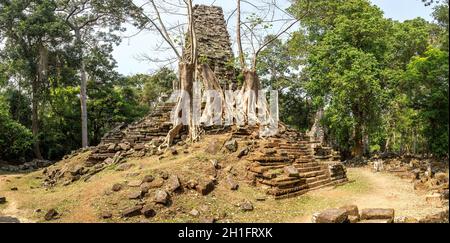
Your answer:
184,5 -> 236,88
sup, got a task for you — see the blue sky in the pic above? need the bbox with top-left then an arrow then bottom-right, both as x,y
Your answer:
112,0 -> 435,76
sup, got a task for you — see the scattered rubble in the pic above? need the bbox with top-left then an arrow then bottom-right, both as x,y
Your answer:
239,201 -> 254,212
165,175 -> 181,193
128,190 -> 144,200
141,205 -> 156,218
395,216 -> 419,223
154,190 -> 170,205
122,206 -> 143,218
189,209 -> 200,217
237,147 -> 250,158
225,139 -> 238,152
148,178 -> 165,189
111,183 -> 123,192
226,175 -> 239,190
313,206 -> 448,223
364,155 -> 449,199
44,209 -> 59,221
101,212 -> 113,219
195,179 -> 215,195
419,210 -> 449,223
142,175 -> 155,183
0,159 -> 54,172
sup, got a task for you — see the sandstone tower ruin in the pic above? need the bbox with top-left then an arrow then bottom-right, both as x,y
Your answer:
184,5 -> 236,88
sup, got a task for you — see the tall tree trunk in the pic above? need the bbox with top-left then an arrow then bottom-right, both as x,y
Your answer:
76,30 -> 89,148
413,128 -> 418,154
236,0 -> 245,69
242,69 -> 260,125
31,76 -> 43,160
32,44 -> 48,160
80,59 -> 88,148
165,63 -> 195,146
353,123 -> 364,157
243,70 -> 260,98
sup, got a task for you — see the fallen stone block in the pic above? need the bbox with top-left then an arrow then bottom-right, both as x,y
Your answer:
165,175 -> 181,193
196,180 -> 215,195
148,177 -> 165,189
240,201 -> 254,212
316,208 -> 349,223
127,180 -> 142,187
226,175 -> 239,190
140,183 -> 151,194
128,190 -> 143,200
101,212 -> 113,219
142,175 -> 155,183
154,190 -> 169,205
141,205 -> 156,218
225,139 -> 238,152
111,183 -> 123,192
237,147 -> 249,158
189,209 -> 200,217
360,208 -> 394,223
44,209 -> 59,221
340,205 -> 359,218
122,206 -> 143,218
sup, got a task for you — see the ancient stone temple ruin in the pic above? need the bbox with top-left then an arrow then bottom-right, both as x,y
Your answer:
86,5 -> 348,199
245,130 -> 347,199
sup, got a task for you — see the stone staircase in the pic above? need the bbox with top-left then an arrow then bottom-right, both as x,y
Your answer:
86,102 -> 183,165
247,132 -> 348,199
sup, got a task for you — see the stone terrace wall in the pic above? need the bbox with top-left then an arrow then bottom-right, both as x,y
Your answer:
184,5 -> 236,88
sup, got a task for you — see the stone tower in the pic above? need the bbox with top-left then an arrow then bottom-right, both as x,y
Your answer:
184,5 -> 236,88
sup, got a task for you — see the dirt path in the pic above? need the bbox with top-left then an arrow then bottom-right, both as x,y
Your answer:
0,174 -> 34,223
292,167 -> 444,222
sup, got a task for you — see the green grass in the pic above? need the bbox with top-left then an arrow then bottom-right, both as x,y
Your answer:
338,169 -> 373,194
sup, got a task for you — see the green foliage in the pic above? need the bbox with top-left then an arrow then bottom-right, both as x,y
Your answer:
288,0 -> 448,158
137,68 -> 176,106
0,96 -> 33,161
257,36 -> 314,131
88,79 -> 149,146
405,47 -> 449,156
2,88 -> 32,127
370,144 -> 381,153
293,0 -> 388,156
432,0 -> 449,51
198,55 -> 209,65
0,0 -> 71,82
40,86 -> 81,160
